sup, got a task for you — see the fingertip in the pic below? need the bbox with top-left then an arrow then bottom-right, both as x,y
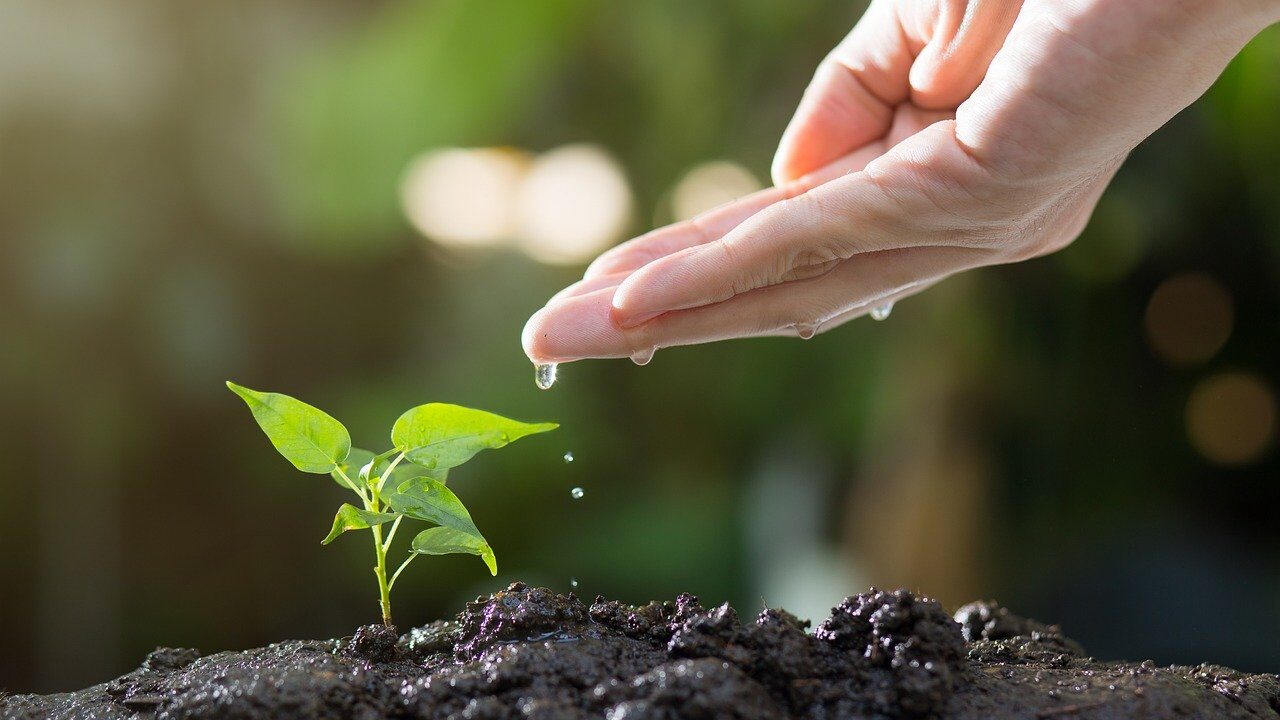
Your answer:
771,127 -> 808,188
523,287 -> 636,361
522,303 -> 591,364
611,307 -> 663,330
610,238 -> 738,327
549,272 -> 626,303
521,306 -> 556,363
583,237 -> 653,279
770,154 -> 792,189
609,264 -> 659,326
582,253 -> 618,279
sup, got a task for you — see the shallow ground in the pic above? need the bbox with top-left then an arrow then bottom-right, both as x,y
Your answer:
3,583 -> 1278,719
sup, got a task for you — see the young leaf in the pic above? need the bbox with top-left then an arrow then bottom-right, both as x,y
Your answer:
390,403 -> 557,470
227,382 -> 351,473
357,449 -> 397,482
399,464 -> 449,485
332,448 -> 376,491
385,477 -> 483,537
322,503 -> 398,545
411,526 -> 497,575
363,452 -> 449,486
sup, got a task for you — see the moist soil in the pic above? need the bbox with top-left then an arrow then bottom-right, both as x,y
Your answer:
3,583 -> 1278,719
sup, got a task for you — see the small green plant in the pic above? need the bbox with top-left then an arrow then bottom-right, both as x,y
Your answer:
227,381 -> 556,626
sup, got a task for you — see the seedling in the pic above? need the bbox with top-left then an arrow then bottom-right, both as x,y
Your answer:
227,381 -> 556,626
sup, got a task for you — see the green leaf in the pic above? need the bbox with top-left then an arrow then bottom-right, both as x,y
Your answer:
364,452 -> 449,486
322,503 -> 398,545
385,477 -> 483,537
411,526 -> 497,575
227,382 -> 351,474
332,448 -> 376,491
357,449 -> 398,483
404,464 -> 449,485
390,403 -> 557,470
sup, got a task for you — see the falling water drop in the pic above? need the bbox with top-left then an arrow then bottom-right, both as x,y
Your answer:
563,451 -> 574,463
794,322 -> 818,340
870,302 -> 894,321
570,578 -> 579,588
630,348 -> 655,366
534,363 -> 558,390
570,487 -> 585,500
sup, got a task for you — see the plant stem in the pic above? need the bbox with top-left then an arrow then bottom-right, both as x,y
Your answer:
371,522 -> 393,626
338,460 -> 394,625
383,516 -> 403,552
389,553 -> 417,590
333,465 -> 369,505
377,452 -> 406,494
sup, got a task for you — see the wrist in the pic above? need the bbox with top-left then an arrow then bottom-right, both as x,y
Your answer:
1139,0 -> 1279,51
1206,0 -> 1280,37
1255,0 -> 1280,29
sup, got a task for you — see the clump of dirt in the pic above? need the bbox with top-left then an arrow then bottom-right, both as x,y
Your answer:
3,583 -> 1278,719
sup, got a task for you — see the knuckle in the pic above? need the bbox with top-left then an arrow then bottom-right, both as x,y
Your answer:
779,190 -> 843,238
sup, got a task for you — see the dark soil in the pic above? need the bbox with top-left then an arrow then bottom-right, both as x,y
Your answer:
4,583 -> 1278,719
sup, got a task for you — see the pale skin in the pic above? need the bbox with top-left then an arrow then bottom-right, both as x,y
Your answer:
523,0 -> 1280,363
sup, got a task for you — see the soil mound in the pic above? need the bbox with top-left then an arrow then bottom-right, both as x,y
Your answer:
4,583 -> 1278,719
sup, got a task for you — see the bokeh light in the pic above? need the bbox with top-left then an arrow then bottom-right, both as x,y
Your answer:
400,148 -> 530,249
514,144 -> 632,265
1144,273 -> 1234,366
1185,372 -> 1277,466
671,160 -> 762,221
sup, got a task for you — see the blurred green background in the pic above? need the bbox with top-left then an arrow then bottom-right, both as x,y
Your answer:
1,0 -> 1278,694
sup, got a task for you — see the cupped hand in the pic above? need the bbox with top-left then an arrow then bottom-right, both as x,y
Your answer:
524,0 -> 1277,363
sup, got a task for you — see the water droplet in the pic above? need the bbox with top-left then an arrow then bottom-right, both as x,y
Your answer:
562,451 -> 574,463
534,363 -> 558,390
794,322 -> 818,340
630,348 -> 655,366
570,578 -> 579,588
870,302 -> 894,321
570,487 -> 584,500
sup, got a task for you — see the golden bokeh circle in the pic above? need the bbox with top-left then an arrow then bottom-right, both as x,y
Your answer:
1185,372 -> 1277,466
1144,273 -> 1233,366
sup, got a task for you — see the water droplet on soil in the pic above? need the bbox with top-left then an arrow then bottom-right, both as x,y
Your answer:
630,348 -> 655,366
534,363 -> 558,390
794,322 -> 818,340
570,487 -> 584,500
563,451 -> 574,463
870,302 -> 894,321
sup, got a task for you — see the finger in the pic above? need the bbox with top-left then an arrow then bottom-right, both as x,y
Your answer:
606,190 -> 850,329
612,118 -> 1012,328
906,0 -> 1022,109
773,0 -> 1022,186
584,144 -> 882,280
549,271 -> 628,303
774,277 -> 942,337
771,0 -> 913,186
523,246 -> 992,362
583,185 -> 787,280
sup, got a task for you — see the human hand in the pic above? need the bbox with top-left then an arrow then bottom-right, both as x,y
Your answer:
524,0 -> 1279,364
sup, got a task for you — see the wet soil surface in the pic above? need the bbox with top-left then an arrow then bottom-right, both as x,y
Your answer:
4,583 -> 1278,719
